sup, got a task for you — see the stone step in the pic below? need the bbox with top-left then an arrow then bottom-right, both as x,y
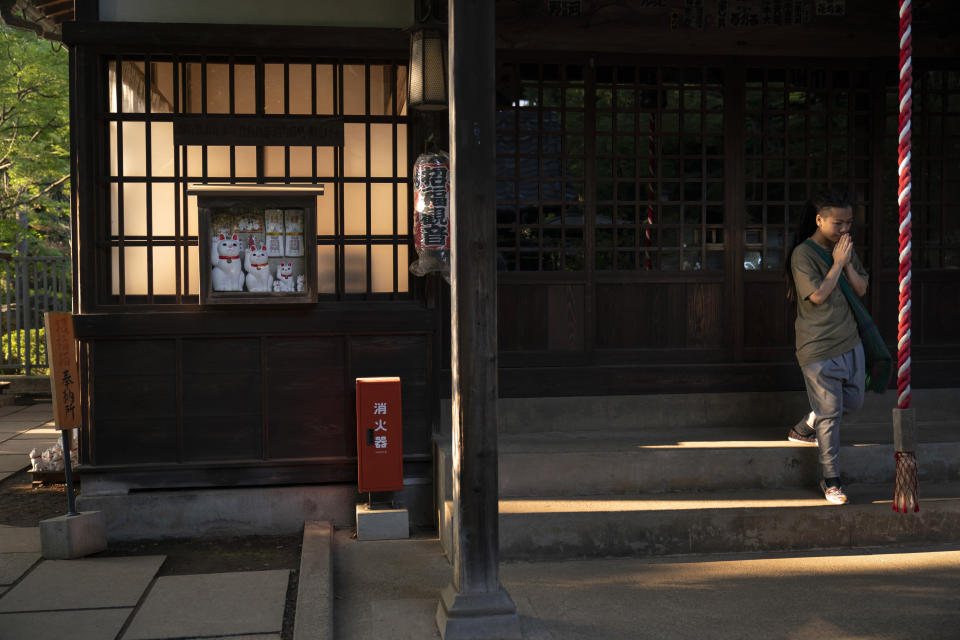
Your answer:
494,482 -> 960,561
497,424 -> 960,496
441,389 -> 960,433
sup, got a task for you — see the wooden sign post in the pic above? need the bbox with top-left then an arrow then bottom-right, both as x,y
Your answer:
44,312 -> 80,515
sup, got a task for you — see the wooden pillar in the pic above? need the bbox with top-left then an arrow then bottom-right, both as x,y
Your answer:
435,1 -> 521,639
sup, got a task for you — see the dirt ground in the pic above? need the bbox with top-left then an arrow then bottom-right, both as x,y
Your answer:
0,468 -> 303,639
0,468 -> 78,527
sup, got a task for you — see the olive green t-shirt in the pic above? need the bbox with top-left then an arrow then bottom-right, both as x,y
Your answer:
791,241 -> 869,366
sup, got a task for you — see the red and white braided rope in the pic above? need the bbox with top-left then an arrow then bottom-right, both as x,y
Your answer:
897,0 -> 912,410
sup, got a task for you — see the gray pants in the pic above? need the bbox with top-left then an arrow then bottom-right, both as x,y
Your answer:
798,343 -> 865,479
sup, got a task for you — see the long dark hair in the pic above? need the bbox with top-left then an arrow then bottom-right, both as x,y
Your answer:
785,189 -> 852,301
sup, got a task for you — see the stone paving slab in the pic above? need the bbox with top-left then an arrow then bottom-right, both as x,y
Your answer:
0,555 -> 165,612
0,405 -> 27,418
0,439 -> 41,455
371,598 -> 441,640
5,402 -> 53,413
14,403 -> 54,414
182,636 -> 281,640
0,607 -> 131,640
5,427 -> 59,438
0,421 -> 55,432
0,454 -> 27,473
123,570 -> 289,640
0,527 -> 40,553
0,552 -> 40,585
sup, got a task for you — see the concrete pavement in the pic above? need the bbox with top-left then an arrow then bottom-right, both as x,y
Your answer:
335,531 -> 960,640
4,523 -> 959,640
0,402 -> 58,484
0,526 -> 290,640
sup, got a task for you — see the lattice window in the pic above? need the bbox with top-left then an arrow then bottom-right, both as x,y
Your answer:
496,62 -> 586,271
882,68 -> 960,270
595,65 -> 725,271
104,55 -> 410,304
743,67 -> 872,270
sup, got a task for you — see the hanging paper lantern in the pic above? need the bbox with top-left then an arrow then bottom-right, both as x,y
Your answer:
409,151 -> 451,281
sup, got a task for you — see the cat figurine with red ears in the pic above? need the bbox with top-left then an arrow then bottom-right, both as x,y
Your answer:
244,244 -> 273,291
211,233 -> 245,291
272,262 -> 296,292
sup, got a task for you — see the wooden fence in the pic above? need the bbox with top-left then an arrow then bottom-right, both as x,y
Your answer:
0,255 -> 72,375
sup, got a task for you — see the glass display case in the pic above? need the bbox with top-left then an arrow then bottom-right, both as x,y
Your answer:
190,185 -> 323,304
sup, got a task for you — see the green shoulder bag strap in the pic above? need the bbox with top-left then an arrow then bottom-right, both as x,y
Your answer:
802,238 -> 893,393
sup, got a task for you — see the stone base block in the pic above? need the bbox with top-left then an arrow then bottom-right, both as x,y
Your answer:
355,504 -> 409,541
436,583 -> 522,640
40,511 -> 107,559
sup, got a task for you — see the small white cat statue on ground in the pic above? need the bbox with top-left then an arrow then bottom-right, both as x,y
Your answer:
211,233 -> 245,291
272,262 -> 296,291
244,244 -> 273,291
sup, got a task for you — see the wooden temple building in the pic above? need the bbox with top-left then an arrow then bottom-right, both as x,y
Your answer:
5,1 -> 959,635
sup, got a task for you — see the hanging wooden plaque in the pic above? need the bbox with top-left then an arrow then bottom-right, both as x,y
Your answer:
44,312 -> 81,430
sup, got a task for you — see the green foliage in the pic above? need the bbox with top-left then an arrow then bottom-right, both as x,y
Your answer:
0,25 -> 70,256
0,326 -> 47,374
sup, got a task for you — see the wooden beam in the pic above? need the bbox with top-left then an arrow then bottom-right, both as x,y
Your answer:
436,1 -> 521,639
35,0 -> 71,10
44,9 -> 73,21
62,21 -> 406,54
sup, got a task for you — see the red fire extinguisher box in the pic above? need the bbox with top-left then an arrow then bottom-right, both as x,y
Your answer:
355,377 -> 404,492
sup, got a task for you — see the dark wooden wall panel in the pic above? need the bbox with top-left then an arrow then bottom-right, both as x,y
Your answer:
182,372 -> 261,415
350,335 -> 431,458
921,280 -> 959,345
91,339 -> 177,464
498,285 -> 548,351
687,283 -> 724,347
595,283 -> 685,349
95,418 -> 179,464
182,416 -> 262,461
93,374 -> 178,418
547,285 -> 585,351
266,337 -> 345,460
266,337 -> 344,369
182,338 -> 261,373
878,277 -> 900,345
92,339 -> 176,374
182,338 -> 262,460
743,281 -> 794,352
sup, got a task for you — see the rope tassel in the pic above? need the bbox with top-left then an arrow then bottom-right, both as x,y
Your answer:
893,451 -> 919,513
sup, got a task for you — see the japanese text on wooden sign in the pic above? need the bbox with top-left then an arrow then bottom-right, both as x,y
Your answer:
44,312 -> 80,430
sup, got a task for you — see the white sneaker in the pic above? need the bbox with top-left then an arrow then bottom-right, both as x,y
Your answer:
820,479 -> 848,505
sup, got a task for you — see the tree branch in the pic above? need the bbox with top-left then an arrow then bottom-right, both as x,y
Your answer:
0,174 -> 69,214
